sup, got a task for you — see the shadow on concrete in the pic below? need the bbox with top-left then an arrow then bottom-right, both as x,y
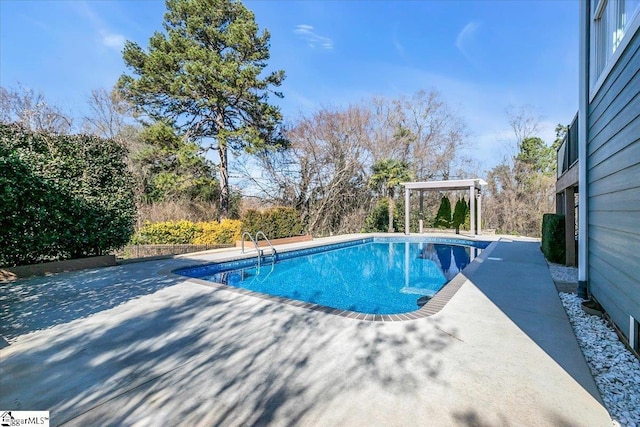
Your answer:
0,276 -> 457,426
0,259 -> 187,343
451,408 -> 584,427
2,239 -> 597,426
462,240 -> 602,403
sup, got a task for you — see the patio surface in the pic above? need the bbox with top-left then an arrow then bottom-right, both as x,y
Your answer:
0,234 -> 611,426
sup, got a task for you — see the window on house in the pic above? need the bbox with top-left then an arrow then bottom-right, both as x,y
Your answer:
591,0 -> 640,85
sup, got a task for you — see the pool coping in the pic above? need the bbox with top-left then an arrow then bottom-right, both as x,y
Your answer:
166,236 -> 500,322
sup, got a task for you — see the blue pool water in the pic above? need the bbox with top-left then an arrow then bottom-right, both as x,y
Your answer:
175,238 -> 489,315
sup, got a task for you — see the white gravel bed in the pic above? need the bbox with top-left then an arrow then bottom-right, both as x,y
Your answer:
560,293 -> 640,427
549,263 -> 578,283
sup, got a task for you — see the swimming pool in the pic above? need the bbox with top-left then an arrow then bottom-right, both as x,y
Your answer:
175,237 -> 490,315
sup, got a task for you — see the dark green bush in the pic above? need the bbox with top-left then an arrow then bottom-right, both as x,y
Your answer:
241,207 -> 304,239
452,198 -> 468,233
363,199 -> 388,232
434,196 -> 452,228
541,213 -> 566,264
0,124 -> 136,267
362,199 -> 408,233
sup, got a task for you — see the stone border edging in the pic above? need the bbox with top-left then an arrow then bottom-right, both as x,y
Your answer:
1,255 -> 117,282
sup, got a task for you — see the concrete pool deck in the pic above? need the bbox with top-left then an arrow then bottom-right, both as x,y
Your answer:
0,234 -> 611,426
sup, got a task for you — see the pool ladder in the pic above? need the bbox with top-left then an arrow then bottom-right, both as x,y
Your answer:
240,231 -> 277,271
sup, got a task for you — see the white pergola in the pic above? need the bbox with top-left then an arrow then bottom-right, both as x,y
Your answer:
402,179 -> 488,236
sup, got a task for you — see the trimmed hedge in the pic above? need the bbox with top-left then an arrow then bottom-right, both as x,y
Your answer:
130,219 -> 242,245
129,207 -> 302,246
130,220 -> 200,245
541,213 -> 566,264
192,219 -> 242,244
241,207 -> 304,239
0,124 -> 136,267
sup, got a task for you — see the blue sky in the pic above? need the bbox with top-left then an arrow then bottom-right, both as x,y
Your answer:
0,0 -> 579,170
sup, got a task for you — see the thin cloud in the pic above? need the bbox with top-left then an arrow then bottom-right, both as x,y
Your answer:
456,21 -> 481,67
294,24 -> 333,50
68,1 -> 127,52
101,31 -> 126,51
393,35 -> 405,57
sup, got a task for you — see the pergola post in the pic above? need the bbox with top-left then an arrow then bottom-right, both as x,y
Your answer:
419,190 -> 424,233
469,184 -> 476,236
404,187 -> 410,235
477,189 -> 482,235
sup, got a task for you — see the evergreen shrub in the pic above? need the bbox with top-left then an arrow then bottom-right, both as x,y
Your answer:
541,213 -> 566,264
363,200 -> 388,232
452,198 -> 468,233
130,220 -> 199,245
193,219 -> 242,244
131,219 -> 242,245
241,207 -> 304,239
434,196 -> 452,228
0,123 -> 136,267
363,199 -> 408,233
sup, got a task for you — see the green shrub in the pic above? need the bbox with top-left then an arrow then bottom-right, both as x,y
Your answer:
241,207 -> 304,239
363,199 -> 407,233
130,219 -> 243,245
193,219 -> 242,244
452,198 -> 468,233
434,196 -> 452,228
130,220 -> 199,244
363,199 -> 390,232
541,213 -> 566,263
0,124 -> 136,267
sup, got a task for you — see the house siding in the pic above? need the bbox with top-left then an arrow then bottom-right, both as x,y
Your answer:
587,26 -> 640,339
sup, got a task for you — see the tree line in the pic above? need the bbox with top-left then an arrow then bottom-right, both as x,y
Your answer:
1,0 -> 561,241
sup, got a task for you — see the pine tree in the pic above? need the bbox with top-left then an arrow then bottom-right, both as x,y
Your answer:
118,0 -> 286,217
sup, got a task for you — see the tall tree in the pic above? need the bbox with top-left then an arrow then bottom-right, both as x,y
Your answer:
516,136 -> 555,176
368,90 -> 469,180
136,121 -> 219,204
117,0 -> 286,217
369,159 -> 412,233
482,105 -> 558,237
507,104 -> 542,146
82,88 -> 138,142
247,106 -> 372,236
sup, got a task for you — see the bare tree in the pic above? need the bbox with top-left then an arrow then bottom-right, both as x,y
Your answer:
0,85 -> 73,133
507,104 -> 542,146
368,90 -> 469,180
245,106 -> 373,236
242,90 -> 471,235
82,88 -> 137,141
483,106 -> 556,237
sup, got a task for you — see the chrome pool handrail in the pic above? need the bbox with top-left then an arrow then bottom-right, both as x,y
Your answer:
240,231 -> 259,254
255,231 -> 277,259
241,231 -> 278,272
